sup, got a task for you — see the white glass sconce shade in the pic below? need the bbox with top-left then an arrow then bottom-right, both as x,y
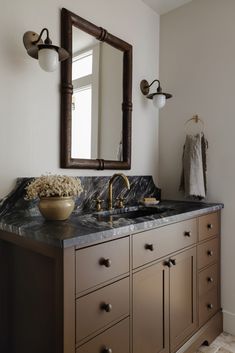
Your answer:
38,48 -> 59,72
153,94 -> 166,109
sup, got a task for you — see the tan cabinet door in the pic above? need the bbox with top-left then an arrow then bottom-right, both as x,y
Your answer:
169,247 -> 197,351
133,262 -> 169,353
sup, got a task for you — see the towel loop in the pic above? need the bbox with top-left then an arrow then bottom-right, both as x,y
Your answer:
185,115 -> 204,133
185,114 -> 204,126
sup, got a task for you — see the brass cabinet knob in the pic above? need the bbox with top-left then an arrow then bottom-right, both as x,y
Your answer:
207,303 -> 213,309
184,231 -> 191,237
207,250 -> 214,257
207,277 -> 214,283
102,348 -> 112,353
100,258 -> 112,267
101,303 -> 112,312
145,243 -> 154,251
164,260 -> 172,268
207,223 -> 213,229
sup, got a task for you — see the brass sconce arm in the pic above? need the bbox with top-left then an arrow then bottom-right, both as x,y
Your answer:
143,79 -> 161,93
32,28 -> 52,46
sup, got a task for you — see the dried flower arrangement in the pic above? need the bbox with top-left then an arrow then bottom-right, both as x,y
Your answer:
25,175 -> 83,200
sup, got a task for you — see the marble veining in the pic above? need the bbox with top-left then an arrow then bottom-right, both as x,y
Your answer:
0,175 -> 161,217
0,176 -> 223,248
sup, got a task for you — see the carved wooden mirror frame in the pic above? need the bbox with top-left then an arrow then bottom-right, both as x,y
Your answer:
60,8 -> 132,170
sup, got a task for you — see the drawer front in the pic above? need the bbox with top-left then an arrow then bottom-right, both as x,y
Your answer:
76,237 -> 129,293
76,318 -> 129,353
133,219 -> 197,269
76,277 -> 129,342
199,287 -> 218,326
199,212 -> 219,241
199,263 -> 218,296
197,238 -> 219,270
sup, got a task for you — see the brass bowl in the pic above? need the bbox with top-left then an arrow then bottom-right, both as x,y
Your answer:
39,197 -> 75,221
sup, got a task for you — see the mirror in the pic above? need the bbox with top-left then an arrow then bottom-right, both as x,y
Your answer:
61,8 -> 132,169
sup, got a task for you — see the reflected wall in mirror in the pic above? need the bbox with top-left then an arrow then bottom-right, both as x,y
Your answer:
72,27 -> 122,161
61,8 -> 132,169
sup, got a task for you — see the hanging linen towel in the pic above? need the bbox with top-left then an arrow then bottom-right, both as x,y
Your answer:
179,133 -> 208,199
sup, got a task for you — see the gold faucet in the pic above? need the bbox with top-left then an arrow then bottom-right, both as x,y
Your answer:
108,173 -> 130,210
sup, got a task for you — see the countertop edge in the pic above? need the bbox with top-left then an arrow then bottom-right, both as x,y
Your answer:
65,203 -> 223,249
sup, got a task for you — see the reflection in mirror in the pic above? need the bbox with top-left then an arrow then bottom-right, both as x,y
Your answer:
60,8 -> 132,170
71,27 -> 123,161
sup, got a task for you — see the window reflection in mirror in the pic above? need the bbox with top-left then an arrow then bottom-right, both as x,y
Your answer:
72,26 -> 123,161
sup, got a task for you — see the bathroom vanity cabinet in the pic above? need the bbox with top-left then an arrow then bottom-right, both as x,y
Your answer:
0,211 -> 222,353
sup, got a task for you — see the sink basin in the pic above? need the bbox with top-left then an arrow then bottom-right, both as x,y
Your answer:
93,206 -> 172,222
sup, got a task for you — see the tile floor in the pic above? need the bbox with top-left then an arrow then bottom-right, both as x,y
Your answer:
197,333 -> 235,353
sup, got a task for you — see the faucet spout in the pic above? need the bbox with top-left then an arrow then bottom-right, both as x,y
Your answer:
108,173 -> 130,210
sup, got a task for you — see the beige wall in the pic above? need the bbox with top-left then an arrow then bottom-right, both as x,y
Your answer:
160,0 -> 235,334
0,0 -> 159,198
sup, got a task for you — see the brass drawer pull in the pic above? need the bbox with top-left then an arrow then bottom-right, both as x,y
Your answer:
100,258 -> 112,268
102,348 -> 112,353
207,277 -> 214,283
184,231 -> 192,237
145,243 -> 154,251
164,259 -> 176,267
101,303 -> 113,312
207,223 -> 213,229
207,250 -> 214,257
207,303 -> 214,310
164,260 -> 172,268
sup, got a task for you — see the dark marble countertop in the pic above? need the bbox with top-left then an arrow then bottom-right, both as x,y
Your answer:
0,199 -> 223,249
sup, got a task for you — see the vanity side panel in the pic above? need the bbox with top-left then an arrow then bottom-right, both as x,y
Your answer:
0,240 -> 10,351
64,246 -> 76,353
0,232 -> 64,353
10,245 -> 57,353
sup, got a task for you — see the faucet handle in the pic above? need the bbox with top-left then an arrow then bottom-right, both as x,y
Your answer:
116,197 -> 126,209
93,198 -> 104,212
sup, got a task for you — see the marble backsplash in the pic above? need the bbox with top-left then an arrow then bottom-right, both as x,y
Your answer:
0,175 -> 161,217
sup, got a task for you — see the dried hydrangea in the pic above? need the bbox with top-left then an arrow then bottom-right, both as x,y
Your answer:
25,175 -> 83,200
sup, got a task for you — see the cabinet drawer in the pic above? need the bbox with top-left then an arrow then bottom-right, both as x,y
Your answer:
76,318 -> 129,353
199,212 -> 219,241
76,277 -> 129,343
198,238 -> 219,270
76,237 -> 129,293
133,219 -> 197,269
199,287 -> 219,326
199,263 -> 218,296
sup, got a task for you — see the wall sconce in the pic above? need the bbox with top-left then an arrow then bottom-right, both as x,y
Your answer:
140,79 -> 172,109
23,28 -> 69,72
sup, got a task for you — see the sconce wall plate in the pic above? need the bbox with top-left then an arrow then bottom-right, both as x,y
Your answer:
23,31 -> 43,59
140,79 -> 151,96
